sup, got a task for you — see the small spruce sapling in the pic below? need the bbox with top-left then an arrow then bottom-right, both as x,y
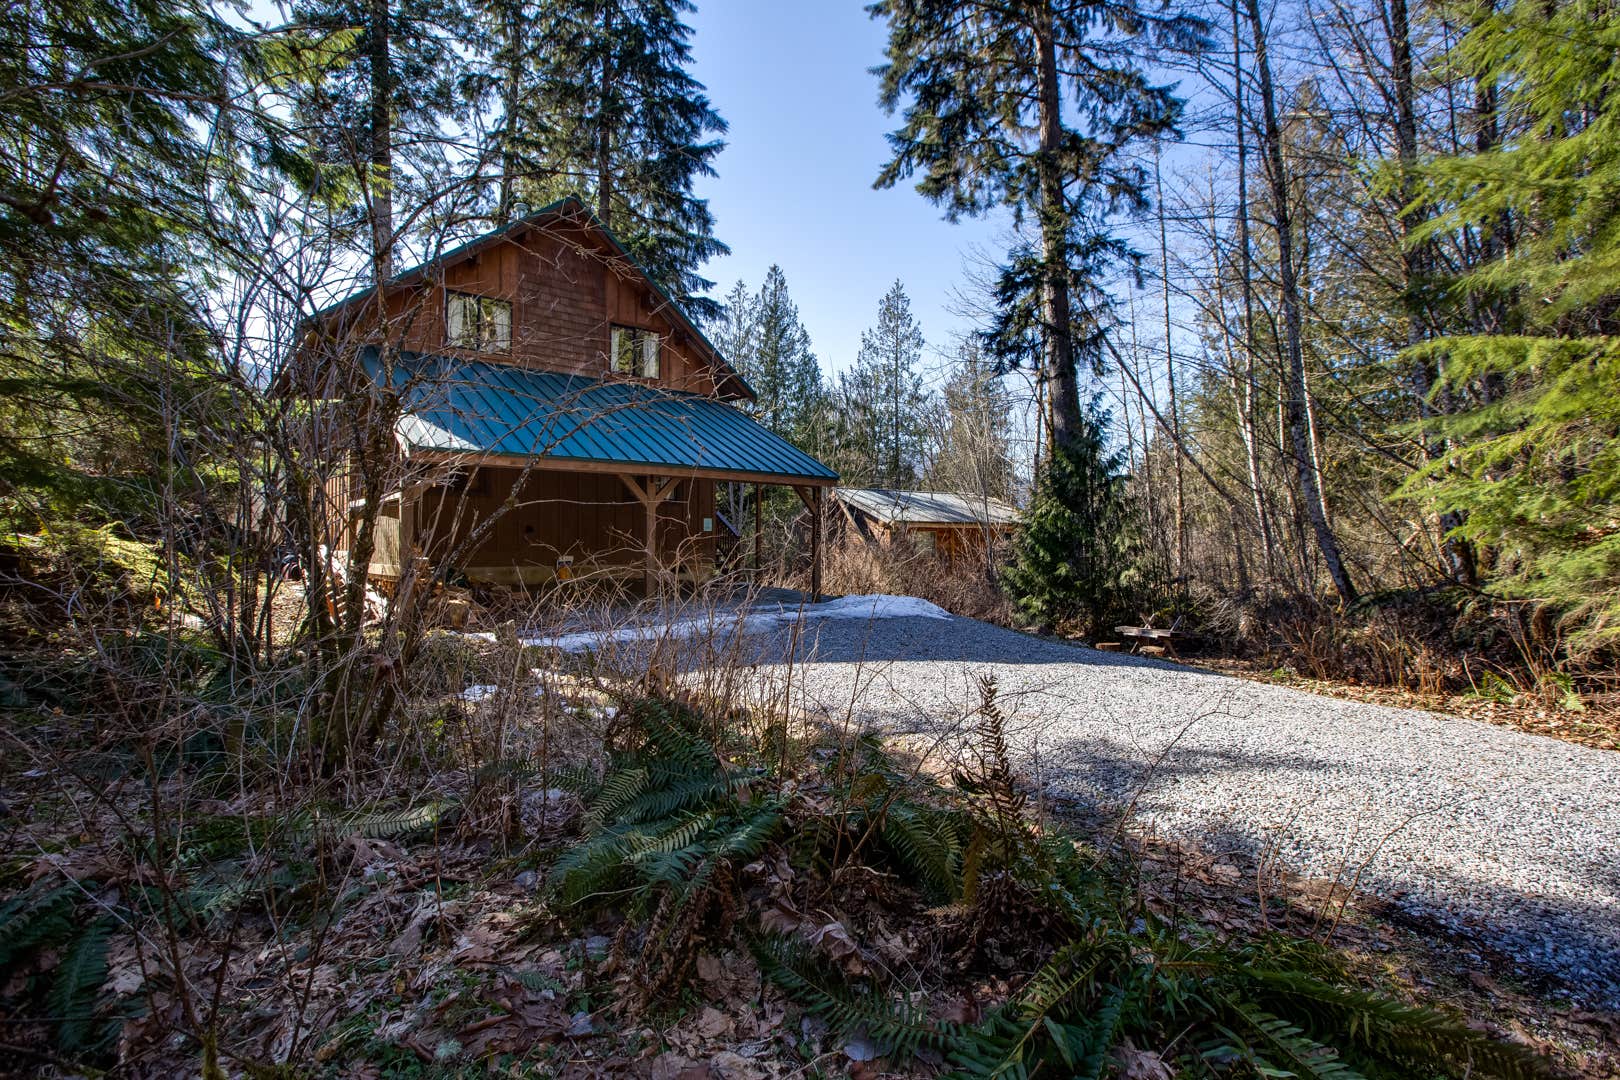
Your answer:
1002,401 -> 1131,636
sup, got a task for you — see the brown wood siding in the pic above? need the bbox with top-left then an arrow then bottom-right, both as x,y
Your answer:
296,207 -> 751,587
394,466 -> 717,585
849,517 -> 1013,568
311,220 -> 723,396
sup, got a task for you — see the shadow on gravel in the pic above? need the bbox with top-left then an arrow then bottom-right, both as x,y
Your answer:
1161,817 -> 1620,1008
1015,730 -> 1620,1008
1040,735 -> 1620,1003
1034,733 -> 1337,806
735,613 -> 1198,671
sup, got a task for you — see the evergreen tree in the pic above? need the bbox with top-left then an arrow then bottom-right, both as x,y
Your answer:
291,0 -> 461,278
519,0 -> 728,320
1404,0 -> 1620,646
1002,401 -> 1131,635
708,279 -> 758,376
837,280 -> 931,487
0,0 -> 247,524
871,0 -> 1205,460
464,0 -> 555,224
734,266 -> 828,454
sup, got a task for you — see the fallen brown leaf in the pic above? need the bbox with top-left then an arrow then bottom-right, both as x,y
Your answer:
806,920 -> 866,976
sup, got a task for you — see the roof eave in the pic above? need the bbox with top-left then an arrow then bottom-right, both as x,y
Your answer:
405,446 -> 837,488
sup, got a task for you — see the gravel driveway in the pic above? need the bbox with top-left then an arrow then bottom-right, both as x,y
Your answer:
728,605 -> 1620,1004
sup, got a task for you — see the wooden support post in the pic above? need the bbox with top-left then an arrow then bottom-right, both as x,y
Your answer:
791,485 -> 824,603
753,482 -> 763,576
620,474 -> 679,597
643,482 -> 657,595
399,486 -> 416,569
810,486 -> 822,602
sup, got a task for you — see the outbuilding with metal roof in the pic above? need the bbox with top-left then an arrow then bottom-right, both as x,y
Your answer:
831,487 -> 1020,568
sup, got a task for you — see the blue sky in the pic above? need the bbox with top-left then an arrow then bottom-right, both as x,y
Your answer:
685,0 -> 1009,378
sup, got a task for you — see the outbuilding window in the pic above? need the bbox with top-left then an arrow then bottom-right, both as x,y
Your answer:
610,325 -> 660,379
447,291 -> 512,351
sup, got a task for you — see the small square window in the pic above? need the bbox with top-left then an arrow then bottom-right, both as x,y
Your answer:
447,292 -> 512,351
610,325 -> 660,379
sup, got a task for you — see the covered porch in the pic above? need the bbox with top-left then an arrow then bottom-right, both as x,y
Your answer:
355,353 -> 838,596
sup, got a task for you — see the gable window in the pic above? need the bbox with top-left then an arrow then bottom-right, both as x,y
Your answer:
446,291 -> 512,351
610,325 -> 660,379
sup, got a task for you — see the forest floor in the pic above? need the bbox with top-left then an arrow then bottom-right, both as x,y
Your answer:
1183,656 -> 1620,752
7,590 -> 1620,1077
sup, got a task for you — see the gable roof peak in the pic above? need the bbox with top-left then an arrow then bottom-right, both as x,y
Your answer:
307,195 -> 751,400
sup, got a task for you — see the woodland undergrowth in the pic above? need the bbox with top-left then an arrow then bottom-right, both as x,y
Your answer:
0,600 -> 1575,1077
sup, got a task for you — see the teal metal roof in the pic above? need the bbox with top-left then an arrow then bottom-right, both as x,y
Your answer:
365,349 -> 836,483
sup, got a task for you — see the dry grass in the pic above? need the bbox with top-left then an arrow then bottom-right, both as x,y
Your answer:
813,536 -> 1013,625
1189,584 -> 1619,708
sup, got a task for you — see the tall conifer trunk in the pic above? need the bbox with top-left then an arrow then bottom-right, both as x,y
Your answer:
1034,3 -> 1084,459
1244,0 -> 1357,603
596,2 -> 614,227
497,3 -> 522,223
367,0 -> 393,281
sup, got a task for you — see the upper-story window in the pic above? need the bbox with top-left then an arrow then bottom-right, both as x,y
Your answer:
446,291 -> 512,352
610,325 -> 660,379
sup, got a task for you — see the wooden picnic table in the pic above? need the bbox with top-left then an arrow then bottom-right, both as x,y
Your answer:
1114,625 -> 1190,659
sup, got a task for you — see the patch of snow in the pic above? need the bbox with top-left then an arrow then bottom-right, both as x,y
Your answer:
811,594 -> 951,621
459,684 -> 498,702
521,616 -> 723,652
517,594 -> 951,654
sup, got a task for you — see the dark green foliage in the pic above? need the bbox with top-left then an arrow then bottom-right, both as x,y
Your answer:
0,887 -> 116,1053
1401,0 -> 1620,647
550,694 -> 984,1008
0,0 -> 239,535
1399,337 -> 1620,649
764,815 -> 1554,1080
824,732 -> 975,903
1239,967 -> 1555,1080
288,0 -> 461,246
871,0 -> 1205,222
551,697 -> 782,914
47,916 -> 112,1050
871,0 -> 1206,455
547,696 -> 787,1005
718,267 -> 831,453
510,0 -> 728,319
0,886 -> 78,971
1002,404 -> 1134,635
753,936 -> 961,1059
170,802 -> 447,865
833,280 -> 932,488
875,799 -> 967,902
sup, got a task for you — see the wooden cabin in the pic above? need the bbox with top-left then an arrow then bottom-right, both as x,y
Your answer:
290,196 -> 837,594
832,488 -> 1019,565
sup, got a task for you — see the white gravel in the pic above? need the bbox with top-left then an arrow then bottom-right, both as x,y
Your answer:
729,608 -> 1620,1004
